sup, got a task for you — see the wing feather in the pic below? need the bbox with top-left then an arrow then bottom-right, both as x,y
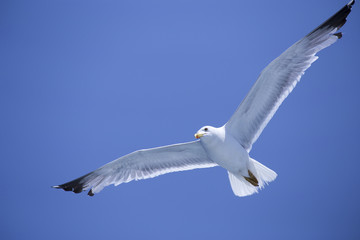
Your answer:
225,1 -> 354,151
53,141 -> 216,196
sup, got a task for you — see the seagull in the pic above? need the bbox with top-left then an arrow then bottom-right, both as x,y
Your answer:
53,1 -> 355,197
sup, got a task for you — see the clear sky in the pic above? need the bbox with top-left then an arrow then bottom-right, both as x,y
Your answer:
1,0 -> 359,239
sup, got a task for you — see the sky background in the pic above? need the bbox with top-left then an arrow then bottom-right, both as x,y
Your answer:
1,0 -> 359,239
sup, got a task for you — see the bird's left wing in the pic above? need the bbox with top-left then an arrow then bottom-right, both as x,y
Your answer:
53,140 -> 216,196
225,1 -> 354,151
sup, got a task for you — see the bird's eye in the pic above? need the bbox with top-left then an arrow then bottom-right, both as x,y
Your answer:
204,128 -> 208,131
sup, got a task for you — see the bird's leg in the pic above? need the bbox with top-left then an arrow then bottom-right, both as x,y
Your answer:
244,170 -> 259,187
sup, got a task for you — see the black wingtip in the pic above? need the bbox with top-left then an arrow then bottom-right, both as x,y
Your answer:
333,32 -> 343,39
307,1 -> 355,38
88,190 -> 94,196
53,172 -> 93,195
51,185 -> 73,191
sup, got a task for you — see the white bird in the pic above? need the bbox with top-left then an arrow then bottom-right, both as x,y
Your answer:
53,1 -> 355,197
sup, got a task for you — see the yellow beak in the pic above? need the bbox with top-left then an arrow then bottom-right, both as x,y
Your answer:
194,133 -> 204,139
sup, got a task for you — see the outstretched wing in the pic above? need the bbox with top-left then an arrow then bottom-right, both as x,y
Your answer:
53,140 -> 216,196
225,1 -> 354,152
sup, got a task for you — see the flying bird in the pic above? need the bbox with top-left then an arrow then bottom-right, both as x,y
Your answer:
53,1 -> 355,197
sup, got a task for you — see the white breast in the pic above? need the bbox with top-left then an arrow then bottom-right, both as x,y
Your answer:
200,127 -> 249,174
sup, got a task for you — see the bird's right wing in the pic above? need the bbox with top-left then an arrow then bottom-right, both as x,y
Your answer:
53,140 -> 217,196
225,1 -> 354,152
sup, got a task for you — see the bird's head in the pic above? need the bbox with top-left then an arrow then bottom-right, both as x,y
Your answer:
194,126 -> 214,139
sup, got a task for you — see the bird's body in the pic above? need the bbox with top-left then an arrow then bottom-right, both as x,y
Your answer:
53,1 -> 355,197
197,126 -> 249,176
196,126 -> 276,195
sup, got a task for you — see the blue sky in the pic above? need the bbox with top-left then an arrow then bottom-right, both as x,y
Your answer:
1,0 -> 359,239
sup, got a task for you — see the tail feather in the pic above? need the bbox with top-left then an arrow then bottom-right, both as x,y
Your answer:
250,158 -> 277,188
228,172 -> 259,197
228,158 -> 277,197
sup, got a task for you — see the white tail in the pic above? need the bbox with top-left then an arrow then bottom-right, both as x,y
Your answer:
228,158 -> 277,197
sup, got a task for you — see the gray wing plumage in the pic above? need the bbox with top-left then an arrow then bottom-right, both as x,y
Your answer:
53,140 -> 216,196
225,1 -> 354,152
